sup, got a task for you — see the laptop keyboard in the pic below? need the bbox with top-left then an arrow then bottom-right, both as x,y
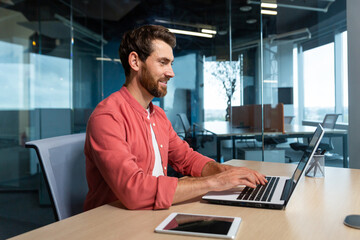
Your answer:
237,177 -> 279,202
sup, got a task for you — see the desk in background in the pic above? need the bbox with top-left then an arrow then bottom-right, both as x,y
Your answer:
199,122 -> 348,167
10,160 -> 360,240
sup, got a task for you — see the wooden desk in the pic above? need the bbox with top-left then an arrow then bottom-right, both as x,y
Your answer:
199,122 -> 348,167
10,160 -> 360,240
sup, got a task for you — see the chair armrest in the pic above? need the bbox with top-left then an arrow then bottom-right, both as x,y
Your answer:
192,123 -> 215,136
192,123 -> 215,148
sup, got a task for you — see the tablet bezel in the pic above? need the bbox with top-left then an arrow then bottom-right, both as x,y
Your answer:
154,212 -> 241,239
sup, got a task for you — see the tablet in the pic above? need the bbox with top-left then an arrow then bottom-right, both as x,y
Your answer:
155,213 -> 241,239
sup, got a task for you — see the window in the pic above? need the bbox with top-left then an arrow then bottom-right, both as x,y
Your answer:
301,31 -> 348,123
203,60 -> 240,121
30,53 -> 72,109
0,41 -> 25,109
303,43 -> 335,121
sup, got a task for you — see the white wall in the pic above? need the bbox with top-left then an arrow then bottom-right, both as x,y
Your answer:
347,0 -> 360,169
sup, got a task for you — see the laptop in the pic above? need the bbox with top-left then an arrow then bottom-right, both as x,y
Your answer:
202,124 -> 325,210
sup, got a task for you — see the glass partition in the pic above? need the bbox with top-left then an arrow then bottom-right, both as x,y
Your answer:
257,0 -> 348,164
0,0 -> 349,185
0,1 -> 72,191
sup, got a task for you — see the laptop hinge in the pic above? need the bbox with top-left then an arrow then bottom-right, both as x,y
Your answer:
281,179 -> 293,201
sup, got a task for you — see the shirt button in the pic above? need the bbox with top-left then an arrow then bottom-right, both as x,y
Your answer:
153,123 -> 156,126
164,166 -> 167,170
160,144 -> 163,148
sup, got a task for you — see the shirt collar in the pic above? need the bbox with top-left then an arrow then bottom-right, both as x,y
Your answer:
119,86 -> 155,117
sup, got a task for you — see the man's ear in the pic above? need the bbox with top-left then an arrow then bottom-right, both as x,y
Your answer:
128,51 -> 140,72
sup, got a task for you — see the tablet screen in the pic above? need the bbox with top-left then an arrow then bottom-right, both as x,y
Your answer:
164,214 -> 233,235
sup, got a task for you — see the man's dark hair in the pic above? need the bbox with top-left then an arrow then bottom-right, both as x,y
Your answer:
119,25 -> 176,78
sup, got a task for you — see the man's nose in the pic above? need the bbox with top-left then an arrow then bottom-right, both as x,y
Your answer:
165,66 -> 175,78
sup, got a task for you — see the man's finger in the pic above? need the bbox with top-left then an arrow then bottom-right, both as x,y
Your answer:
239,179 -> 256,189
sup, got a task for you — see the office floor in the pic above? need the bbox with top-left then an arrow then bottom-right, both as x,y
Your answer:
0,150 -> 344,240
0,174 -> 55,240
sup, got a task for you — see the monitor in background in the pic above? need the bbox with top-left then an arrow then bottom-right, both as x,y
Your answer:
278,87 -> 293,105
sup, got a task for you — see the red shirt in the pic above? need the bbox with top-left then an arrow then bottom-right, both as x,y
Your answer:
84,87 -> 213,210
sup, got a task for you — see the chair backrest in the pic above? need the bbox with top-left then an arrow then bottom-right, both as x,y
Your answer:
284,116 -> 295,124
177,113 -> 191,136
321,114 -> 341,129
25,133 -> 88,221
231,104 -> 284,133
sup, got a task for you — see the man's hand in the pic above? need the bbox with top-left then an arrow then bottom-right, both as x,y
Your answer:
172,161 -> 267,205
206,167 -> 267,190
201,161 -> 267,188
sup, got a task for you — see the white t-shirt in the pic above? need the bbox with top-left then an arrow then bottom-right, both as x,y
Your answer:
147,109 -> 164,177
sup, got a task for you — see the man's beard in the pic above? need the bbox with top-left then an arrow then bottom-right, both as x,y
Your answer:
139,65 -> 168,98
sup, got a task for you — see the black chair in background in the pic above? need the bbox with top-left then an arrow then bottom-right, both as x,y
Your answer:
169,113 -> 214,178
318,113 -> 342,152
256,116 -> 294,149
284,116 -> 295,124
176,113 -> 213,151
290,113 -> 341,153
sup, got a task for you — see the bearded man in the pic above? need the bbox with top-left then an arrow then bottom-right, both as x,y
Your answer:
83,25 -> 266,211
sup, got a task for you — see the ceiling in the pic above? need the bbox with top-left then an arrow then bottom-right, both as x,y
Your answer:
1,0 -> 346,59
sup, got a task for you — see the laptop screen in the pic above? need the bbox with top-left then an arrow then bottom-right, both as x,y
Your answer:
291,124 -> 324,184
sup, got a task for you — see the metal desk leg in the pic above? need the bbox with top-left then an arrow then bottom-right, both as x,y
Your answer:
216,137 -> 222,163
232,136 -> 236,160
343,134 -> 348,168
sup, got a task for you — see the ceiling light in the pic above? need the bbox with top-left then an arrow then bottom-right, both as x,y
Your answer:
96,57 -> 112,61
261,3 -> 277,9
246,19 -> 257,24
261,9 -> 278,15
263,80 -> 278,84
201,29 -> 217,35
168,28 -> 213,38
247,0 -> 333,13
239,6 -> 252,12
154,19 -> 214,30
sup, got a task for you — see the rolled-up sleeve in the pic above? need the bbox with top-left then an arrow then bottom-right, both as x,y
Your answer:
154,176 -> 178,209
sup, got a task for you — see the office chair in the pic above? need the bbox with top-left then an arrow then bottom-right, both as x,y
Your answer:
176,113 -> 213,151
284,116 -> 295,124
318,113 -> 341,152
177,113 -> 192,139
290,113 -> 341,153
25,133 -> 88,221
254,116 -> 293,149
